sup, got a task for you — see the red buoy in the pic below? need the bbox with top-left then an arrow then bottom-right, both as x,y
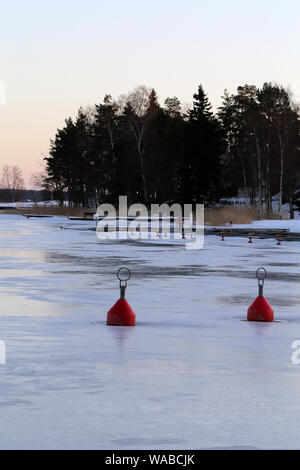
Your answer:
107,268 -> 136,327
247,267 -> 274,322
107,299 -> 136,326
247,296 -> 274,322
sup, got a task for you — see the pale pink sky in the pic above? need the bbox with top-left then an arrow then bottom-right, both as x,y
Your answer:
1,0 -> 299,187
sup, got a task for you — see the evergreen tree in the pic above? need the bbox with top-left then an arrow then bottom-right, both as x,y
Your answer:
182,85 -> 225,202
188,85 -> 214,122
148,89 -> 160,112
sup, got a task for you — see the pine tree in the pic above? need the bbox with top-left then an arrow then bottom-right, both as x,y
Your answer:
188,85 -> 214,122
148,89 -> 159,112
181,85 -> 225,202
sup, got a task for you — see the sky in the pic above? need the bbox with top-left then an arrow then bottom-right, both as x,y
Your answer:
0,0 -> 300,186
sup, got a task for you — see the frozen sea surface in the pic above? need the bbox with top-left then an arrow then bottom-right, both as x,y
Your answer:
0,214 -> 300,449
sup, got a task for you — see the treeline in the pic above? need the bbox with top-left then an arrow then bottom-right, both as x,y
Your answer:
44,83 -> 300,216
219,83 -> 300,218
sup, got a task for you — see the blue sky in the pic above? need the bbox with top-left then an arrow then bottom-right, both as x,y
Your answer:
0,0 -> 300,182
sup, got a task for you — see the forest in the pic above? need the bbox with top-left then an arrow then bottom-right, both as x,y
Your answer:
43,83 -> 300,216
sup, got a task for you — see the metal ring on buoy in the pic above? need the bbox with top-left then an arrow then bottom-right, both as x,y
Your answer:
117,267 -> 131,283
256,267 -> 267,281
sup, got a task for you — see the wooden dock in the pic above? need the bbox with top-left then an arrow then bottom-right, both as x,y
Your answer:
207,227 -> 291,239
23,214 -> 53,218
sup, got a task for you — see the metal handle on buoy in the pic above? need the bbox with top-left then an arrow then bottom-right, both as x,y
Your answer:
117,267 -> 131,300
256,267 -> 267,297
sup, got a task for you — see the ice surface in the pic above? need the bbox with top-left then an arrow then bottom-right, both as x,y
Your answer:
0,214 -> 300,449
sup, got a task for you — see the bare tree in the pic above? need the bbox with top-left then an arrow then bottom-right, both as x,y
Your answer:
11,166 -> 25,191
0,165 -> 25,201
127,85 -> 151,117
124,85 -> 152,202
1,165 -> 11,190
